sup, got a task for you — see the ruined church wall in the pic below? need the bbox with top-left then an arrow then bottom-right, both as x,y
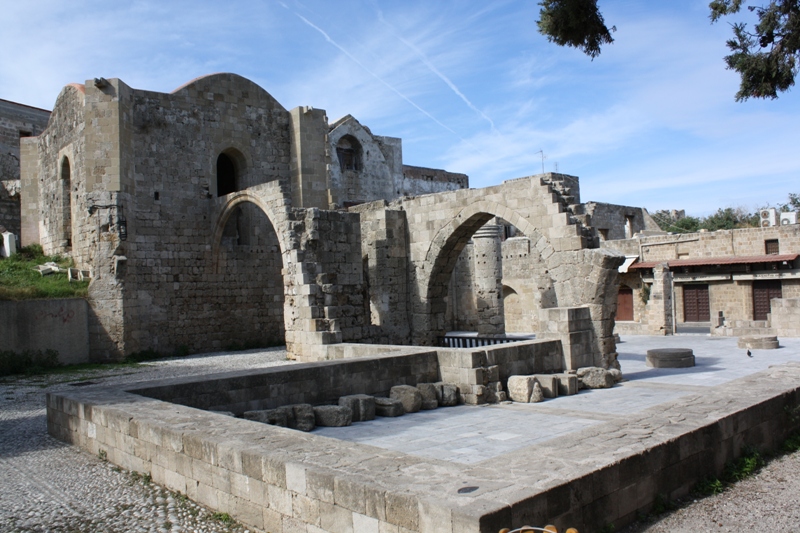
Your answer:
501,237 -> 546,333
27,85 -> 87,257
327,120 -> 399,208
118,74 -> 294,355
1,99 -> 50,236
448,241 -> 479,331
354,203 -> 411,344
401,165 -> 468,196
584,202 -> 655,241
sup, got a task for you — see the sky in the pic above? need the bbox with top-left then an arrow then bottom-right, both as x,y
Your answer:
1,0 -> 798,216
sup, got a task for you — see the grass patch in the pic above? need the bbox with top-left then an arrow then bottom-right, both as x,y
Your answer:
0,349 -> 61,377
125,346 -> 191,363
0,244 -> 89,300
211,512 -> 233,524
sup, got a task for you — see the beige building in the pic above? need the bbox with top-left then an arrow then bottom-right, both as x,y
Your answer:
603,224 -> 800,337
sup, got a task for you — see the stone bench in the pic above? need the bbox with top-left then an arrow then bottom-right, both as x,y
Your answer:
646,348 -> 695,368
737,336 -> 779,350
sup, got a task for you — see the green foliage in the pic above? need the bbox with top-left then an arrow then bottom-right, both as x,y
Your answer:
701,207 -> 759,231
782,432 -> 800,452
778,192 -> 800,212
0,349 -> 61,377
710,0 -> 800,101
212,512 -> 233,524
693,448 -> 765,497
640,284 -> 651,304
725,449 -> 764,481
539,0 -> 800,100
598,523 -> 615,533
651,493 -> 676,515
694,476 -> 725,496
0,244 -> 88,300
537,0 -> 615,59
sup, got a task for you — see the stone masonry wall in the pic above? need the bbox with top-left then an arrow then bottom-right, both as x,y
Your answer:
772,298 -> 800,337
605,225 -> 800,261
604,226 -> 800,330
401,165 -> 468,196
327,116 -> 400,209
354,202 -> 411,344
0,98 -> 50,236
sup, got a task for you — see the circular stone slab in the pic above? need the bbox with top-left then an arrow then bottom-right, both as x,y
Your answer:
737,336 -> 779,350
646,348 -> 695,368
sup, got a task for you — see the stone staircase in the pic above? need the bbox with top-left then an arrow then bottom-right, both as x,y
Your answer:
539,173 -> 599,248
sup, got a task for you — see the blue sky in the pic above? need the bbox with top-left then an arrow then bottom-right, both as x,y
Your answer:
2,0 -> 798,215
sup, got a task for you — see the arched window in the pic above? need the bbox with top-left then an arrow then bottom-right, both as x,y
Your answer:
217,152 -> 237,196
60,157 -> 72,248
336,135 -> 361,172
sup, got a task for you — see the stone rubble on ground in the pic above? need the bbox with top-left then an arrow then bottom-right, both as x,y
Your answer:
389,384 -> 423,413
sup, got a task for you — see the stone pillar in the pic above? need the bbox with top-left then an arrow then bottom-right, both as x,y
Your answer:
472,223 -> 504,336
644,263 -> 674,335
538,307 -> 594,370
289,106 -> 330,210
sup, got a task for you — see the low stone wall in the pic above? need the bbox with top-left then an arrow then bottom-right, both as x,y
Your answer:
0,298 -> 89,364
133,350 -> 441,415
314,340 -> 564,405
47,357 -> 800,533
772,298 -> 800,337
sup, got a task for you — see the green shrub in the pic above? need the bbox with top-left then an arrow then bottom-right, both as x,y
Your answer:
0,349 -> 61,376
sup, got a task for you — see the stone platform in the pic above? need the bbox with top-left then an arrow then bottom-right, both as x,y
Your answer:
738,335 -> 780,350
46,336 -> 800,533
645,348 -> 695,368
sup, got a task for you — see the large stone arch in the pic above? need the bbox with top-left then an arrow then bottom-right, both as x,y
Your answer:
211,187 -> 291,275
414,200 -> 556,343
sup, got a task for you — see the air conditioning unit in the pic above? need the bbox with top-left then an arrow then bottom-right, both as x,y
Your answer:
760,208 -> 778,227
780,211 -> 798,225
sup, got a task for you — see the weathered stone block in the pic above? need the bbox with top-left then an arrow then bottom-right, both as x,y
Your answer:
339,394 -> 376,422
532,374 -> 559,398
416,383 -> 438,410
374,397 -> 404,417
554,373 -> 579,396
390,385 -> 422,413
577,367 -> 615,389
436,383 -> 459,407
313,405 -> 352,427
507,375 -> 535,403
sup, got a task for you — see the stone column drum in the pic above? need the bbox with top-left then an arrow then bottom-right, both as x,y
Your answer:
472,223 -> 504,336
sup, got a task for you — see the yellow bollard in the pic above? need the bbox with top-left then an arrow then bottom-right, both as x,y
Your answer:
498,529 -> 511,533
544,526 -> 558,533
565,529 -> 579,533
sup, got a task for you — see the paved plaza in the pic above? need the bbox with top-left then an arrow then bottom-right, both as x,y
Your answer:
315,335 -> 800,465
3,335 -> 800,532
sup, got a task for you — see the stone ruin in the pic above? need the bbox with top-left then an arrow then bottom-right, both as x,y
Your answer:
15,72 -> 628,370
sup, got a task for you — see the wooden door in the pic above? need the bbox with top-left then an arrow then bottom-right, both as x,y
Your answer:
683,284 -> 710,322
753,280 -> 782,320
616,287 -> 634,321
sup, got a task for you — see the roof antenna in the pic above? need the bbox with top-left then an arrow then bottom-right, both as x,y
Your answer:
534,150 -> 546,174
